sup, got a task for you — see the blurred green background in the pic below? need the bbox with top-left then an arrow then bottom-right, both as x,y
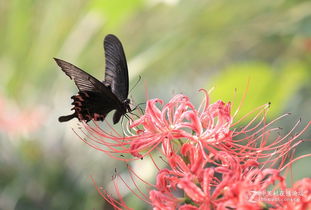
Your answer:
1,0 -> 311,209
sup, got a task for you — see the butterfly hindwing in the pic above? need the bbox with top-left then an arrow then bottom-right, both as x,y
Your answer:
104,34 -> 129,102
54,58 -> 122,122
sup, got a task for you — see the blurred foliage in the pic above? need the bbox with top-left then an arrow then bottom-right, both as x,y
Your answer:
212,61 -> 308,119
0,0 -> 311,209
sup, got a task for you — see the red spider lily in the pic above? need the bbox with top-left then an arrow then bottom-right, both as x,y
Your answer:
150,145 -> 288,209
77,90 -> 310,209
78,91 -> 234,159
278,178 -> 311,210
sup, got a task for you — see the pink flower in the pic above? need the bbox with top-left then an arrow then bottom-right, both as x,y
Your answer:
129,94 -> 197,157
78,90 -> 310,209
278,178 -> 311,210
0,94 -> 44,137
80,91 -> 234,159
149,144 -> 287,209
149,190 -> 180,210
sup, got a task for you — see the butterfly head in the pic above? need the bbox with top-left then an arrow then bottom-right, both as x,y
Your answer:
123,98 -> 131,112
112,99 -> 131,124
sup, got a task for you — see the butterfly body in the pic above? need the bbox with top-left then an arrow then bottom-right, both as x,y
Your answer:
55,34 -> 131,124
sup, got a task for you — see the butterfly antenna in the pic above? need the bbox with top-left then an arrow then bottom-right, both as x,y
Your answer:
129,75 -> 142,94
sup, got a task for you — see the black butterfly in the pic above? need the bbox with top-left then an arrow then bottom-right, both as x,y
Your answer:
54,34 -> 131,124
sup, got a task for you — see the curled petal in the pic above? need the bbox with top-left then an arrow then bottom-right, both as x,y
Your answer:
149,190 -> 179,210
178,175 -> 206,203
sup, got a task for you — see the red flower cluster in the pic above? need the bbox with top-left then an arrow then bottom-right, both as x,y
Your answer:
80,90 -> 310,209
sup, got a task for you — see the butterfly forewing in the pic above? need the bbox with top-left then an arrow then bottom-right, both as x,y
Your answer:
55,58 -> 101,92
104,34 -> 129,102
